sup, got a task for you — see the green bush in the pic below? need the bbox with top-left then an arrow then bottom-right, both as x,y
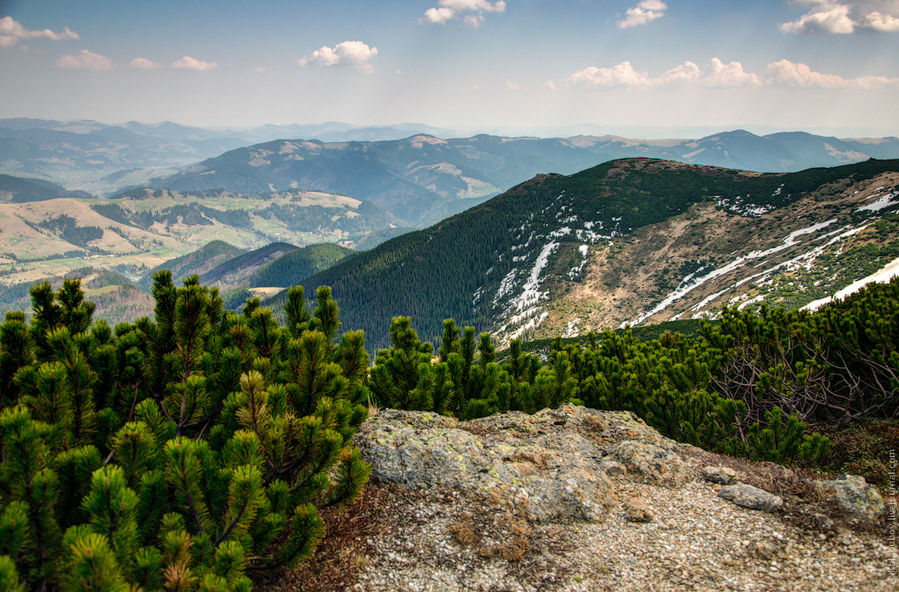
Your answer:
0,275 -> 370,590
371,279 -> 899,470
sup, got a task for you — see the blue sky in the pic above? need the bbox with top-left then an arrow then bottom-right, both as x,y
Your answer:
1,1 -> 898,136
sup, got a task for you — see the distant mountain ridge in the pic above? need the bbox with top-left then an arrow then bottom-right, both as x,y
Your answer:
143,240 -> 245,288
198,242 -> 300,288
150,130 -> 899,226
0,119 -> 458,195
5,117 -> 899,206
0,173 -> 92,202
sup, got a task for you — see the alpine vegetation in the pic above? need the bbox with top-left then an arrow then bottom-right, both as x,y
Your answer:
0,276 -> 370,591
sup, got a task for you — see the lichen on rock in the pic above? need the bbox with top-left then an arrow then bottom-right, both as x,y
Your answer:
814,474 -> 885,524
354,404 -> 695,523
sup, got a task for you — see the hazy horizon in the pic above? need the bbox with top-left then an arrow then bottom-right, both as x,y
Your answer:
3,116 -> 898,142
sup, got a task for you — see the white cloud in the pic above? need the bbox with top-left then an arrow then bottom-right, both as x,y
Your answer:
56,49 -> 112,70
298,40 -> 378,73
254,66 -> 265,73
569,61 -> 653,88
781,1 -> 899,34
423,7 -> 455,24
865,9 -> 899,30
0,16 -> 78,48
659,58 -> 761,87
570,58 -> 759,89
505,79 -> 520,90
659,61 -> 702,84
764,58 -> 897,88
421,0 -> 506,28
172,55 -> 218,71
704,58 -> 762,87
618,0 -> 668,29
129,57 -> 160,70
569,57 -> 895,90
544,80 -> 556,91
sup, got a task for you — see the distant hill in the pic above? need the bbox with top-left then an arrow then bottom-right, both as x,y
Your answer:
248,243 -> 354,287
199,242 -> 300,289
102,187 -> 393,248
145,240 -> 245,287
0,119 -> 458,196
0,118 -> 251,195
191,242 -> 354,292
151,130 -> 899,226
268,157 -> 899,349
0,173 -> 91,202
0,186 -> 390,292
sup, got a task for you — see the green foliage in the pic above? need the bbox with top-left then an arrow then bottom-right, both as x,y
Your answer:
747,408 -> 831,465
372,280 -> 899,473
0,276 -> 369,590
248,244 -> 353,288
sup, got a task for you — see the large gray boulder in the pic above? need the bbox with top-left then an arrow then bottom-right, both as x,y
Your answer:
354,405 -> 693,522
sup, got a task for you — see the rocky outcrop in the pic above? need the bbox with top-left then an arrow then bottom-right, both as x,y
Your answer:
292,406 -> 898,592
703,465 -> 737,485
612,440 -> 691,486
354,405 -> 684,522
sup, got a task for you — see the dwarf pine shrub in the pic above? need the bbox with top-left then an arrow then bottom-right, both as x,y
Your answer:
0,274 -> 370,590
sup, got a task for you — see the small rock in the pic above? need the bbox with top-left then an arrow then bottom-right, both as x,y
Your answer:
600,458 -> 627,477
613,440 -> 691,487
718,484 -> 783,512
751,539 -> 781,560
703,466 -> 737,485
814,475 -> 885,524
625,498 -> 654,523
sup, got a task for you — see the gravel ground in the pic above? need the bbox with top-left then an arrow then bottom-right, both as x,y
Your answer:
277,475 -> 896,592
275,406 -> 898,591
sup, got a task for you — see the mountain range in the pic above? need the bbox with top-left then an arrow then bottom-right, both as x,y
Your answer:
0,119 -> 456,195
148,130 -> 899,227
1,156 -> 896,348
264,157 -> 899,349
2,119 -> 899,349
4,118 -> 899,208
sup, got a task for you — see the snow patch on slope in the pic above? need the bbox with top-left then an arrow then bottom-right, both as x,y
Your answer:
857,191 -> 898,213
802,256 -> 899,311
510,241 -> 559,313
623,219 -> 838,327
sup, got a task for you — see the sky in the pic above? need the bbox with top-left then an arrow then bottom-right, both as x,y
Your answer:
1,0 -> 899,137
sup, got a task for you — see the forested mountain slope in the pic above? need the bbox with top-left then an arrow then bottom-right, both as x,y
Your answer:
142,240 -> 245,288
0,173 -> 92,202
248,243 -> 354,288
274,158 -> 899,349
